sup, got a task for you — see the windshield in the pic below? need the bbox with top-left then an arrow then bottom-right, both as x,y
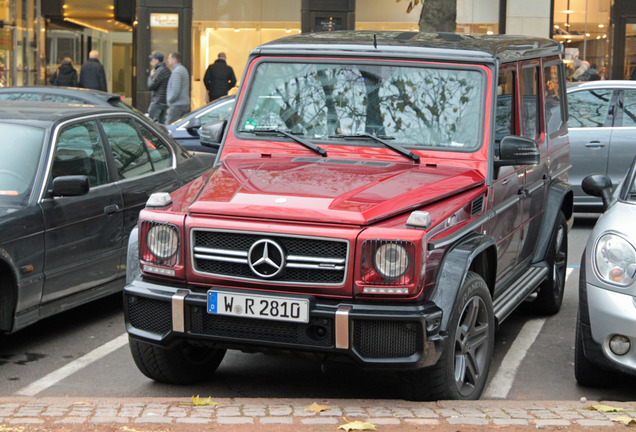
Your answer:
0,123 -> 45,203
237,60 -> 485,151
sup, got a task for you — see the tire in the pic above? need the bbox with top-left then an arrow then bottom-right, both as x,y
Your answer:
574,312 -> 615,387
527,211 -> 568,315
401,272 -> 495,400
129,337 -> 226,384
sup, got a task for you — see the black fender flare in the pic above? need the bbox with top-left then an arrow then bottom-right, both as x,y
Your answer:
429,233 -> 497,331
532,179 -> 573,264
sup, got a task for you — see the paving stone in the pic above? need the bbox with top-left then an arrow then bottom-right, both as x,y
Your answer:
405,419 -> 440,425
447,417 -> 490,425
436,409 -> 459,417
493,419 -> 529,426
269,406 -> 293,416
412,408 -> 439,418
301,417 -> 339,425
391,408 -> 415,418
134,416 -> 173,424
456,408 -> 486,417
0,404 -> 20,408
217,417 -> 255,424
577,419 -> 615,427
41,411 -> 67,417
368,417 -> 401,425
243,408 -> 267,416
8,418 -> 44,424
167,411 -> 187,417
176,418 -> 211,424
91,416 -> 130,424
260,417 -> 294,424
54,417 -> 87,424
320,408 -> 343,417
534,419 -> 571,427
217,407 -> 242,416
293,406 -> 318,417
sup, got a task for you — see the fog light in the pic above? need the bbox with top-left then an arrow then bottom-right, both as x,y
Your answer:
609,335 -> 631,356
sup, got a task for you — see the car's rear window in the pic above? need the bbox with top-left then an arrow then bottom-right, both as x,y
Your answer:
237,60 -> 486,151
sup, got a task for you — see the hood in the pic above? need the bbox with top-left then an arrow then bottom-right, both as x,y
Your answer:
188,155 -> 485,225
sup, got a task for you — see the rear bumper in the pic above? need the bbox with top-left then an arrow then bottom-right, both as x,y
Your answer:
124,278 -> 445,369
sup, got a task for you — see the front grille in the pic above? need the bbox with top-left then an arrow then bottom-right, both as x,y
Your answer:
192,230 -> 348,285
128,296 -> 171,335
353,320 -> 419,358
189,306 -> 333,347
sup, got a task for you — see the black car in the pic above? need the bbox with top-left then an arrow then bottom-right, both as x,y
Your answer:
0,86 -> 142,114
165,95 -> 235,153
0,102 -> 214,334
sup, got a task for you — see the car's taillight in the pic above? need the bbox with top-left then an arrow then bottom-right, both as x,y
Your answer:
140,221 -> 180,274
360,240 -> 416,290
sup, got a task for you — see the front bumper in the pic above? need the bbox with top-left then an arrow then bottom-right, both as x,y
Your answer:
124,278 -> 445,369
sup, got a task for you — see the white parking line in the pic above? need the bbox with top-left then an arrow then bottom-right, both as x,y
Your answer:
15,333 -> 128,396
483,267 -> 576,399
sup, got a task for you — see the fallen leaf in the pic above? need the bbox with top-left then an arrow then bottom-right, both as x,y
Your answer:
337,419 -> 377,431
585,404 -> 624,413
191,395 -> 218,406
305,402 -> 329,413
613,416 -> 636,426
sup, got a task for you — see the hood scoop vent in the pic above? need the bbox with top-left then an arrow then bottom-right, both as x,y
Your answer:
471,195 -> 484,217
292,157 -> 393,168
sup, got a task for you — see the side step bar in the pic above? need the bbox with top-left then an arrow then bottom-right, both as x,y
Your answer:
493,264 -> 548,323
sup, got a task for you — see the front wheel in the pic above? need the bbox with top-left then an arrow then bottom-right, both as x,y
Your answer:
129,338 -> 226,384
401,272 -> 494,400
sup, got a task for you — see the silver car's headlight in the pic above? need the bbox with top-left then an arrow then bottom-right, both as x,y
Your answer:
147,224 -> 179,259
594,233 -> 636,287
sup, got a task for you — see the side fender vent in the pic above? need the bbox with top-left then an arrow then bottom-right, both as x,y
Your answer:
471,195 -> 484,217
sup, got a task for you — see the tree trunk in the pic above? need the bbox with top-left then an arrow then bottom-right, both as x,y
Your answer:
418,0 -> 457,32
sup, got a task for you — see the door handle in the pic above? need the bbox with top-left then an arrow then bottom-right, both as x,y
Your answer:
104,204 -> 120,215
585,141 -> 606,148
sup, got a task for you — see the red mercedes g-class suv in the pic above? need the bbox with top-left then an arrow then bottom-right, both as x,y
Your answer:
124,32 -> 571,400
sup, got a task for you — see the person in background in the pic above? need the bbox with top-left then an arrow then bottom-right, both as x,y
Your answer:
572,58 -> 590,82
203,52 -> 236,102
79,50 -> 107,92
166,52 -> 190,124
147,51 -> 171,124
50,57 -> 78,87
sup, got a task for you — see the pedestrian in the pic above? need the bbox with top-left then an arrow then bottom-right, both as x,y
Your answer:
203,52 -> 236,102
50,57 -> 78,87
165,52 -> 190,124
79,50 -> 107,92
147,51 -> 171,124
572,57 -> 590,82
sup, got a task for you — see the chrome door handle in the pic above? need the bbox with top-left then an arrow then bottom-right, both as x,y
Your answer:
104,204 -> 120,215
585,141 -> 605,148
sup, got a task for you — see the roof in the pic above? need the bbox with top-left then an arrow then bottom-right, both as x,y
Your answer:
0,102 -> 127,124
0,86 -> 122,101
254,31 -> 563,64
567,80 -> 636,92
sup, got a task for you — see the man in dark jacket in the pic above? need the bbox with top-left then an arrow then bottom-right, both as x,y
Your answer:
147,51 -> 171,123
79,50 -> 107,92
203,53 -> 236,102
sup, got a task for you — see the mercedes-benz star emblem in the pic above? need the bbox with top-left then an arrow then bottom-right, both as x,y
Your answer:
248,239 -> 285,278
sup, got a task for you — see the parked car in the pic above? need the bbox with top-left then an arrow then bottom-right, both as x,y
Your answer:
567,80 -> 636,211
124,32 -> 571,401
0,86 -> 142,114
575,158 -> 636,386
165,95 -> 235,153
0,102 -> 214,334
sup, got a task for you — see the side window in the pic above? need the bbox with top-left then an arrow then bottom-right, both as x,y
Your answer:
0,93 -> 41,101
567,89 -> 612,128
495,69 -> 515,140
199,101 -> 234,125
101,118 -> 153,179
43,94 -> 86,104
520,66 -> 539,140
621,89 -> 636,127
52,121 -> 109,187
135,120 -> 173,171
543,64 -> 566,135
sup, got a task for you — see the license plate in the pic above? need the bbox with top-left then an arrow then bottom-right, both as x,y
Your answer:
207,290 -> 309,323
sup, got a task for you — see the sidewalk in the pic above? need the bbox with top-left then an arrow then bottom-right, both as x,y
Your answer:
0,397 -> 633,431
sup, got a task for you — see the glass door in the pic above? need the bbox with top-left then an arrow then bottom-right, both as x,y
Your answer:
625,19 -> 636,80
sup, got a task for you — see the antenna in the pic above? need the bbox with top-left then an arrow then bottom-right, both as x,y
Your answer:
373,34 -> 377,49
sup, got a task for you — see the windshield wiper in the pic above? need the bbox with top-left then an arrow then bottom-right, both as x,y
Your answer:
328,133 -> 420,163
246,128 -> 327,157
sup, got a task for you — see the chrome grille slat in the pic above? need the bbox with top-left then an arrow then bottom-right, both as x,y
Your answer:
191,229 -> 349,285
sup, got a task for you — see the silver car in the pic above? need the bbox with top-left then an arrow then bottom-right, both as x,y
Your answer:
568,81 -> 636,211
575,160 -> 636,385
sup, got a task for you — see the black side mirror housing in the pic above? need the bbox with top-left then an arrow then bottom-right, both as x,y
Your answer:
51,175 -> 90,197
582,174 -> 613,211
200,120 -> 227,149
185,117 -> 202,131
495,136 -> 540,168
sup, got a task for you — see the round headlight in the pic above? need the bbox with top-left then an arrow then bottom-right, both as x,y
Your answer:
374,243 -> 410,279
147,225 -> 179,259
595,233 -> 636,286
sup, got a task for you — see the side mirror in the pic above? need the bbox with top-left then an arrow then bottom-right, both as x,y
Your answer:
495,136 -> 540,168
185,117 -> 202,131
582,174 -> 613,211
51,175 -> 89,197
200,120 -> 227,149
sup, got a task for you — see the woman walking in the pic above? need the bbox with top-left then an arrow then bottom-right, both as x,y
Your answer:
50,57 -> 78,87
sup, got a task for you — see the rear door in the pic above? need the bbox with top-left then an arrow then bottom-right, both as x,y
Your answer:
608,88 -> 636,187
567,87 -> 616,207
41,119 -> 123,303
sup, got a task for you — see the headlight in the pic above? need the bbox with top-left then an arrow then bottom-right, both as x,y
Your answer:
374,243 -> 410,279
146,224 -> 179,260
594,233 -> 636,286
